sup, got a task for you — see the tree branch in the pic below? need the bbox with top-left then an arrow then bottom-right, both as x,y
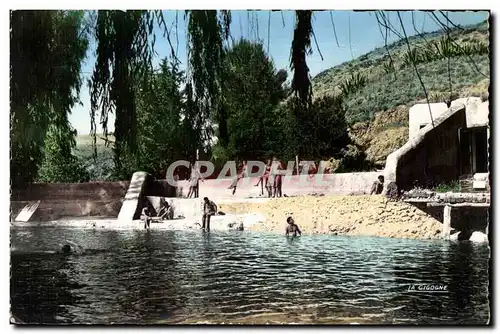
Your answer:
329,11 -> 340,48
396,11 -> 434,127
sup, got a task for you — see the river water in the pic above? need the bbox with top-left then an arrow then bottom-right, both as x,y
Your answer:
10,228 -> 490,325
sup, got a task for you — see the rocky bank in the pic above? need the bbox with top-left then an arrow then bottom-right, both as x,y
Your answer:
219,195 -> 443,240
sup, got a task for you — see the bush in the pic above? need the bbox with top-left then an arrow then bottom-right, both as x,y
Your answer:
37,126 -> 90,183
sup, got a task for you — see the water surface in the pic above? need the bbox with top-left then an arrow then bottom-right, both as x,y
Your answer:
10,228 -> 490,324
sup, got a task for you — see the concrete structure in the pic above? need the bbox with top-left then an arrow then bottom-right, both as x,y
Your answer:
385,97 -> 489,193
389,97 -> 490,243
10,181 -> 130,222
408,97 -> 486,139
10,170 -> 382,223
117,172 -> 150,222
147,172 -> 381,201
409,102 -> 449,139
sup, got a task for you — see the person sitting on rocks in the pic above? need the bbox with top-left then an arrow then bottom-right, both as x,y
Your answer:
370,175 -> 384,195
141,206 -> 152,229
285,216 -> 302,237
158,199 -> 174,220
202,197 -> 218,232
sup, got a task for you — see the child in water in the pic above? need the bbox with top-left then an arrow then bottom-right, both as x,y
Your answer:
285,216 -> 302,237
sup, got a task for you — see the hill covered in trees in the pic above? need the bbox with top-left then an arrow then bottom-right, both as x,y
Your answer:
311,20 -> 489,164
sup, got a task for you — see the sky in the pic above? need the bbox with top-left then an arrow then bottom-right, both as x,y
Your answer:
70,10 -> 489,135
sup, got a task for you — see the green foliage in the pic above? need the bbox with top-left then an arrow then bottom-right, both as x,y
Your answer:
78,39 -> 372,177
13,12 -> 489,184
37,125 -> 90,183
89,10 -> 158,171
286,95 -> 352,160
111,58 -> 202,179
221,39 -> 288,161
339,72 -> 367,97
382,60 -> 395,74
10,10 -> 89,187
185,10 -> 231,147
434,181 -> 460,193
336,144 -> 374,173
312,21 -> 490,120
74,137 -> 116,181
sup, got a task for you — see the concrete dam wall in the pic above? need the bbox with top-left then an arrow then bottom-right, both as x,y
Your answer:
10,171 -> 382,222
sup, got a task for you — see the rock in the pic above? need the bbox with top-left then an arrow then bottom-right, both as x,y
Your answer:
385,182 -> 399,200
449,232 -> 460,241
469,231 -> 488,243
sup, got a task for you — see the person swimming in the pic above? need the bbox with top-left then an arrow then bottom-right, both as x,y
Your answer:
59,241 -> 85,254
61,244 -> 72,254
11,241 -> 102,257
285,216 -> 302,237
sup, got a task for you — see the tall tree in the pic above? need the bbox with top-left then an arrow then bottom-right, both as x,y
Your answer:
185,10 -> 231,147
218,39 -> 288,160
115,58 -> 201,179
287,95 -> 351,160
89,10 -> 158,173
10,10 -> 89,187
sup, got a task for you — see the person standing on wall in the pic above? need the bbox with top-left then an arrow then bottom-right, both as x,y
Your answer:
270,157 -> 284,198
202,197 -> 218,232
194,161 -> 203,198
255,159 -> 272,196
188,161 -> 203,198
228,160 -> 247,196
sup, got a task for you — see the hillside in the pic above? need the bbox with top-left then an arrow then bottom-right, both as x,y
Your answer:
311,20 -> 490,164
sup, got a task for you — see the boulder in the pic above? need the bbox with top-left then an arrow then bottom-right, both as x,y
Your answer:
469,231 -> 488,244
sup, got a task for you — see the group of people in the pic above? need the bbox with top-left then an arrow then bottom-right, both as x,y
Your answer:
141,198 -> 174,229
138,194 -> 301,237
199,196 -> 301,236
229,157 -> 284,198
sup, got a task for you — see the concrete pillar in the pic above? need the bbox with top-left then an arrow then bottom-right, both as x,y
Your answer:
118,171 -> 149,222
442,205 -> 452,240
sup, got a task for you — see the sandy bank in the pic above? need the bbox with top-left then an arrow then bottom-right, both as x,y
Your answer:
218,195 -> 443,240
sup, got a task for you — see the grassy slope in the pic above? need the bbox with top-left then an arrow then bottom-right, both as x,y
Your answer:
311,21 -> 490,164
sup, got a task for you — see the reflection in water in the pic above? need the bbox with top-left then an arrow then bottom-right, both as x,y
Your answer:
10,228 -> 489,324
